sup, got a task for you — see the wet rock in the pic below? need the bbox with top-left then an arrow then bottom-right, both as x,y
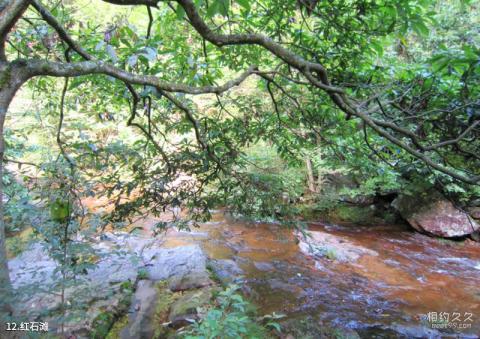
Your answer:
208,258 -> 244,284
393,192 -> 480,238
467,206 -> 480,220
253,261 -> 275,271
145,245 -> 213,291
281,314 -> 361,339
298,230 -> 378,262
268,279 -> 296,292
384,323 -> 456,339
168,288 -> 212,329
169,269 -> 213,291
8,236 -> 213,336
469,231 -> 480,242
120,280 -> 158,339
8,243 -> 57,288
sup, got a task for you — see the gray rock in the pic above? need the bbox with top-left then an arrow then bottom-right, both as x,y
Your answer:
467,206 -> 480,220
253,261 -> 275,271
145,245 -> 212,290
8,235 -> 213,337
208,259 -> 244,284
87,253 -> 139,288
8,243 -> 57,288
96,232 -> 158,258
298,230 -> 377,263
120,280 -> 158,339
169,269 -> 212,292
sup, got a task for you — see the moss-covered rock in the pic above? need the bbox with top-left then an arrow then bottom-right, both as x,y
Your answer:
328,204 -> 376,225
168,287 -> 213,329
91,312 -> 116,339
105,315 -> 128,339
152,281 -> 179,338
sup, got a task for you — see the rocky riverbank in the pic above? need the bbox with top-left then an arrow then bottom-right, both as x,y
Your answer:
8,232 -> 216,338
8,211 -> 480,338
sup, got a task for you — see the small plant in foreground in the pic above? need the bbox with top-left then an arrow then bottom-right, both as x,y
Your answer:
183,285 -> 282,339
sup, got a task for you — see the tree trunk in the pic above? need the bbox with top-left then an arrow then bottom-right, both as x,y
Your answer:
0,89 -> 13,324
305,157 -> 317,193
315,149 -> 323,193
0,62 -> 26,322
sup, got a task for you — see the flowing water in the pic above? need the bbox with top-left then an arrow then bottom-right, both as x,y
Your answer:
83,188 -> 480,339
147,212 -> 480,338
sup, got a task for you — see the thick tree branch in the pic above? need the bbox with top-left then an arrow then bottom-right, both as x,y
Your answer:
31,0 -> 257,93
173,0 -> 340,89
19,58 -> 257,95
102,0 -> 158,6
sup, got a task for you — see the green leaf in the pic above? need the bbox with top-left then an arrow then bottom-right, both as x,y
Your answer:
50,199 -> 70,222
237,0 -> 250,12
412,20 -> 429,37
207,0 -> 230,17
219,0 -> 230,16
370,40 -> 383,56
176,4 -> 186,20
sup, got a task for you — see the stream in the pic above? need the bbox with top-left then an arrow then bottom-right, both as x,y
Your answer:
143,212 -> 480,338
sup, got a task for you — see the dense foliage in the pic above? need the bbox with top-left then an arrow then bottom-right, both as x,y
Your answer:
3,0 -> 479,228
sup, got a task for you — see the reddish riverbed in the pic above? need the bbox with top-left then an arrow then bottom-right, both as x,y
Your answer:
148,212 -> 480,338
82,192 -> 480,338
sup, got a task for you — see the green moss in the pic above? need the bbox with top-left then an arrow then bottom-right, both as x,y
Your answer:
119,280 -> 134,293
328,204 -> 375,225
152,281 -> 179,339
92,281 -> 134,339
169,288 -> 212,320
106,315 -> 129,339
91,312 -> 115,339
137,268 -> 149,280
6,228 -> 34,258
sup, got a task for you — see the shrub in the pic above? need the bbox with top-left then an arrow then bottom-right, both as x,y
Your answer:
183,285 -> 281,339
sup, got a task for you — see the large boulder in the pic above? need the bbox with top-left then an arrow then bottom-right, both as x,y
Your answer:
9,241 -> 140,336
144,245 -> 213,291
392,191 -> 480,238
8,235 -> 213,337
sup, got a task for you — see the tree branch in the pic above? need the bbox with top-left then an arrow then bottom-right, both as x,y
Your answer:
0,0 -> 30,61
19,58 -> 257,95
